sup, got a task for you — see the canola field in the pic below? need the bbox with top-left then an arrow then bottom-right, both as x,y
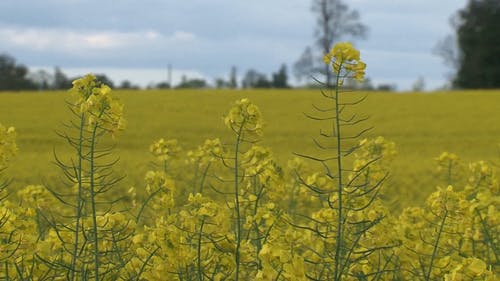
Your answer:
0,44 -> 499,279
1,88 -> 499,203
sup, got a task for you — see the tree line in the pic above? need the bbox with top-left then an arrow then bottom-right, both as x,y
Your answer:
0,54 -> 294,91
0,56 -> 129,91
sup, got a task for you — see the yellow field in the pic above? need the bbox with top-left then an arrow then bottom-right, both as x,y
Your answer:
1,79 -> 499,279
1,89 -> 499,203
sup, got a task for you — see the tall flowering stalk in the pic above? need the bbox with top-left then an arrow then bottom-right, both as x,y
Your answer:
50,74 -> 126,280
224,98 -> 264,280
293,42 -> 397,280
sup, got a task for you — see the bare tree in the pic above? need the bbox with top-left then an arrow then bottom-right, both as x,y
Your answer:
298,0 -> 368,86
433,14 -> 461,80
293,46 -> 315,84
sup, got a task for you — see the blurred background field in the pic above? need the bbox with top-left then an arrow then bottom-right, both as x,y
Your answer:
1,89 -> 499,205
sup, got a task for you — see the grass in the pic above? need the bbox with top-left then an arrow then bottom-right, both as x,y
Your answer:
1,88 -> 499,204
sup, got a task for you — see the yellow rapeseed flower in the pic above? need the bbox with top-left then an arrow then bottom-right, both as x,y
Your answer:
224,98 -> 264,141
0,123 -> 17,170
69,74 -> 125,135
323,42 -> 366,81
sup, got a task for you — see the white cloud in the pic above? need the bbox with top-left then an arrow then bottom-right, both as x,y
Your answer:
171,31 -> 196,41
0,26 -> 196,53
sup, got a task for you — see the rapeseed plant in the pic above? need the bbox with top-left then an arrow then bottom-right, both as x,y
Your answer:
47,74 -> 129,280
291,42 -> 399,281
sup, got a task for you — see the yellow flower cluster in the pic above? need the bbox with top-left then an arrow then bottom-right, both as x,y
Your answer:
0,123 -> 17,170
391,156 -> 500,280
323,41 -> 366,81
69,74 -> 125,135
186,138 -> 224,166
242,145 -> 281,183
351,136 -> 397,184
149,138 -> 182,163
224,98 -> 264,141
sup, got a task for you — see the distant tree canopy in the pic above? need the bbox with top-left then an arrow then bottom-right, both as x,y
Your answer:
453,0 -> 500,88
118,80 -> 140,90
176,78 -> 207,89
0,55 -> 123,92
0,52 -> 295,91
242,69 -> 271,88
214,66 -> 239,89
95,74 -> 115,89
272,64 -> 290,88
0,54 -> 36,90
53,67 -> 73,90
437,0 -> 500,89
242,65 -> 289,89
154,81 -> 171,89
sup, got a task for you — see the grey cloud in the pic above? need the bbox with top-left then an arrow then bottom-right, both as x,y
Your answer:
0,0 -> 469,90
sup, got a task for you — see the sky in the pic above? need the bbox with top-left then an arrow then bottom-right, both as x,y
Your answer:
0,0 -> 468,90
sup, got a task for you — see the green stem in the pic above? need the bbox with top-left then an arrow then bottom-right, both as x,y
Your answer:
250,177 -> 265,269
476,208 -> 500,262
70,112 -> 86,281
425,209 -> 448,281
5,261 -> 9,281
89,117 -> 103,281
199,162 -> 211,194
136,188 -> 163,223
333,71 -> 344,281
233,121 -> 245,281
197,217 -> 206,281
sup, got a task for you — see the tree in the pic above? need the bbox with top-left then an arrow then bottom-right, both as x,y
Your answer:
295,0 -> 367,86
175,78 -> 207,89
254,77 -> 272,88
241,69 -> 271,88
215,78 -> 229,89
118,80 -> 140,89
344,76 -> 374,90
155,81 -> 171,89
229,66 -> 238,89
293,46 -> 315,83
412,76 -> 426,92
0,54 -> 36,90
272,64 -> 289,88
93,74 -> 114,89
28,69 -> 53,90
376,84 -> 396,92
53,67 -> 72,90
452,0 -> 500,88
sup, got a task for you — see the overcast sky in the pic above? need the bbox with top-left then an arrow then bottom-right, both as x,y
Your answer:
0,0 -> 468,90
